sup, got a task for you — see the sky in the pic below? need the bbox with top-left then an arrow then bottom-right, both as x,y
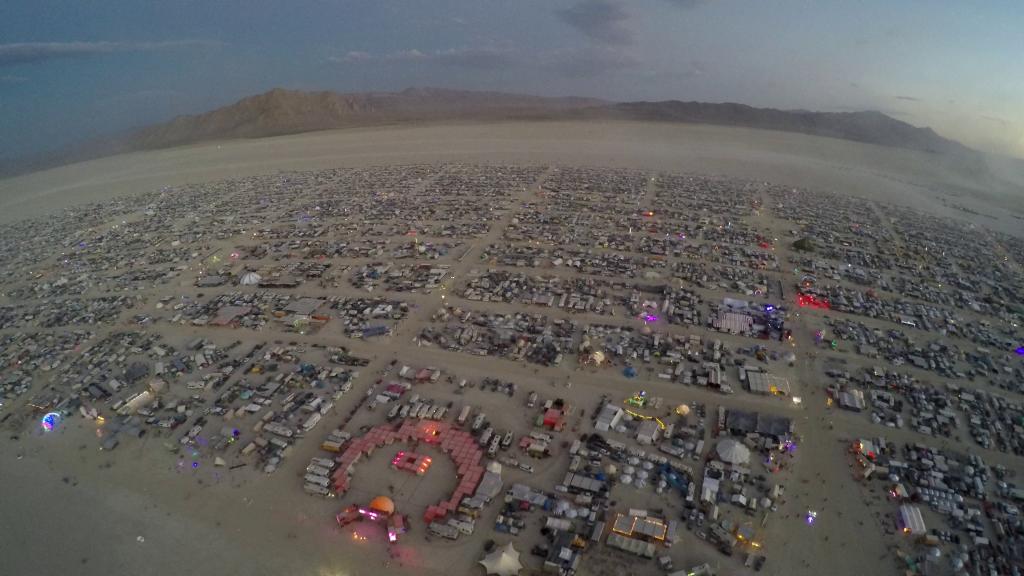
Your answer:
1,0 -> 1022,160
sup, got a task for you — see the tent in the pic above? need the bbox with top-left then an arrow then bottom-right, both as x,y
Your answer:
623,367 -> 638,378
899,504 -> 926,536
716,438 -> 751,465
479,542 -> 522,576
239,272 -> 262,286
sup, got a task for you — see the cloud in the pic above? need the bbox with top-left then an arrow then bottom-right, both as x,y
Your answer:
894,95 -> 922,102
981,115 -> 1009,126
331,48 -> 517,69
556,0 -> 634,46
329,44 -> 638,78
336,51 -> 372,63
0,40 -> 222,67
0,74 -> 27,84
663,0 -> 714,7
545,47 -> 638,78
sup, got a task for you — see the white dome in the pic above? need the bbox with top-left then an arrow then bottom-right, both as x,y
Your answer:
239,272 -> 262,285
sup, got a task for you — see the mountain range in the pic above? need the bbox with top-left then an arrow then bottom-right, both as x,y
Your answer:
1,87 -> 986,176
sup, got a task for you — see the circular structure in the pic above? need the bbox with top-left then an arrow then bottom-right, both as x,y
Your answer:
369,496 -> 396,515
675,404 -> 691,416
41,411 -> 61,432
716,438 -> 752,465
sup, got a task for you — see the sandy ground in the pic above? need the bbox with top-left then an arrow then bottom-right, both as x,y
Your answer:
2,122 -> 1018,576
1,121 -> 1021,235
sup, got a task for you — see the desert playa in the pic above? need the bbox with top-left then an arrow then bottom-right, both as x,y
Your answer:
1,121 -> 1020,235
0,121 -> 1021,576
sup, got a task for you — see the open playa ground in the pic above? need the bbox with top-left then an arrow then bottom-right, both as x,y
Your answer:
1,121 -> 1021,235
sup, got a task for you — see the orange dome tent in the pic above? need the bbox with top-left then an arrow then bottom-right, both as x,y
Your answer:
369,496 -> 396,516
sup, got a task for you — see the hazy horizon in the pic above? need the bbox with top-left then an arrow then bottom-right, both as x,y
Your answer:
2,1 -> 1022,161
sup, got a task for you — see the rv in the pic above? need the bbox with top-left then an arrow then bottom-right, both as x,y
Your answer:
306,464 -> 332,477
471,413 -> 486,431
457,405 -> 472,425
304,474 -> 330,487
428,522 -> 460,540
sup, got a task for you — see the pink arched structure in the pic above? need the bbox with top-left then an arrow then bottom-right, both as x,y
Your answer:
331,419 -> 486,523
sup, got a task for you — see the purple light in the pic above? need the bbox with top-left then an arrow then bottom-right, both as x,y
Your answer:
388,530 -> 397,542
805,511 -> 817,525
642,313 -> 658,324
764,304 -> 776,313
41,412 -> 61,432
1016,346 -> 1024,356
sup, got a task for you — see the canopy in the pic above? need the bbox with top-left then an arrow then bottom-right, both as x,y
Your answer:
239,272 -> 262,285
716,438 -> 751,465
623,367 -> 638,378
479,542 -> 522,576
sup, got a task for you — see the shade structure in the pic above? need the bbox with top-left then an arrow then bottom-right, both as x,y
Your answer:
716,438 -> 751,465
479,542 -> 522,576
623,366 -> 637,378
239,272 -> 262,285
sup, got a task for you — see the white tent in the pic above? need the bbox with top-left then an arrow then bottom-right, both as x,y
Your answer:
239,272 -> 262,286
479,543 -> 522,576
899,504 -> 926,536
716,438 -> 751,465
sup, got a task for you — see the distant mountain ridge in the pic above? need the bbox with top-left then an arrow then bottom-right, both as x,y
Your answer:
599,100 -> 976,157
0,87 -> 985,176
128,87 -> 607,150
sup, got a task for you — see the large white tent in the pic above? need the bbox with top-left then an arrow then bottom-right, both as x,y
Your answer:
716,438 -> 751,465
239,271 -> 262,286
479,542 -> 522,576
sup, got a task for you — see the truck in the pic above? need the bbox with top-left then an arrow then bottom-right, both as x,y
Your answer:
428,522 -> 460,540
263,422 -> 294,438
304,483 -> 332,497
302,412 -> 322,432
479,427 -> 494,447
306,464 -> 333,477
304,474 -> 330,487
457,405 -> 472,425
310,457 -> 336,469
471,413 -> 486,431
